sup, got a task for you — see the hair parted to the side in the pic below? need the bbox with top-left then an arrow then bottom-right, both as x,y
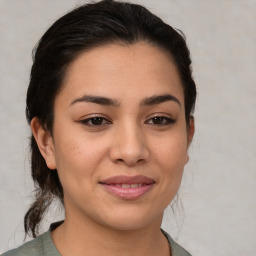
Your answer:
25,0 -> 197,238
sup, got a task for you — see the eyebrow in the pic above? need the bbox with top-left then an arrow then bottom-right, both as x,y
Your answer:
70,93 -> 180,108
70,95 -> 120,107
141,94 -> 181,107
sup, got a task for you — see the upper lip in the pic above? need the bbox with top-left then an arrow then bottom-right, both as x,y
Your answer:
100,175 -> 155,185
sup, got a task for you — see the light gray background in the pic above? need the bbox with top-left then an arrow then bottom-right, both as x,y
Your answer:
0,0 -> 255,255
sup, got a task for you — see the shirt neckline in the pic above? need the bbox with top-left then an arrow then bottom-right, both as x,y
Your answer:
45,221 -> 175,256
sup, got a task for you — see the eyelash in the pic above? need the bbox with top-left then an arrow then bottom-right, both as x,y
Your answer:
80,116 -> 111,126
145,116 -> 176,126
79,115 -> 176,127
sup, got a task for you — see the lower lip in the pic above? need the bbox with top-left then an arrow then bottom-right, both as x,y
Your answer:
101,184 -> 154,200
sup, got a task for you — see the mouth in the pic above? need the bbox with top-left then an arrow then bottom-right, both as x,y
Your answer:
99,175 -> 155,200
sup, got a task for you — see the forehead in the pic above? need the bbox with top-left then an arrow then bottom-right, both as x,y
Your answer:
59,42 -> 184,106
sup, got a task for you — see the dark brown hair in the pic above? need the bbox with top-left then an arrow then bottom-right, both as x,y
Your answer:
25,0 -> 196,237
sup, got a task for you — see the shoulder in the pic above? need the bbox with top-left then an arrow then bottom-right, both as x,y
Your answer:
1,231 -> 60,256
161,229 -> 192,256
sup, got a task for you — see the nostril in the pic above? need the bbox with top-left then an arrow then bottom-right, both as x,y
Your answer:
108,134 -> 150,165
112,155 -> 149,166
115,158 -> 124,163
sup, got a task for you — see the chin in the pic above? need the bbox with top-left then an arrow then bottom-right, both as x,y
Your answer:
95,206 -> 163,232
102,218 -> 153,231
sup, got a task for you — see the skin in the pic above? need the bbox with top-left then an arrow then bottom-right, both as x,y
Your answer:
32,42 -> 194,256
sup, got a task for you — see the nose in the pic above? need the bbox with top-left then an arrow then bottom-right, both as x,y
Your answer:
109,123 -> 150,166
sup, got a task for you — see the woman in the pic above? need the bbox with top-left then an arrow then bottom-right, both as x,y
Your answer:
2,0 -> 196,255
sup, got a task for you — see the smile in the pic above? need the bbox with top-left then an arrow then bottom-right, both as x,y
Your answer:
99,175 -> 155,200
113,184 -> 143,188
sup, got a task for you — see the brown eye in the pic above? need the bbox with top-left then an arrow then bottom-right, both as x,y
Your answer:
146,116 -> 176,126
152,117 -> 164,125
90,117 -> 104,125
81,117 -> 111,126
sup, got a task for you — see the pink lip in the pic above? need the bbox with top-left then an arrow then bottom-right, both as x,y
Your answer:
99,175 -> 155,200
101,175 -> 154,185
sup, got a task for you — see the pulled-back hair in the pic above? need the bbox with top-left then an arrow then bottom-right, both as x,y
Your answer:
25,0 -> 196,237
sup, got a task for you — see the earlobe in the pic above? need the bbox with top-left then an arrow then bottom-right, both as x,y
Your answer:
185,117 -> 195,164
185,154 -> 189,164
30,117 -> 56,170
187,116 -> 195,147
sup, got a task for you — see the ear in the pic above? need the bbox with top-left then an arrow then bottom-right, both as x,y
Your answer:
187,116 -> 195,147
31,117 -> 56,170
185,116 -> 195,164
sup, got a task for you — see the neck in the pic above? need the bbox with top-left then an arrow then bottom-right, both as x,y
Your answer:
51,212 -> 170,256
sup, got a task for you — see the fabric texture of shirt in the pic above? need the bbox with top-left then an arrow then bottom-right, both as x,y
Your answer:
2,223 -> 192,256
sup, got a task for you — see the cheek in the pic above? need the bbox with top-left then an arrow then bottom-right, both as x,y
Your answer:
153,131 -> 188,168
52,128 -> 104,186
53,139 -> 103,209
152,131 -> 188,195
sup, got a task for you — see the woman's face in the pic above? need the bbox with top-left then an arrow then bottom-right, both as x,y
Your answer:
37,42 -> 193,231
